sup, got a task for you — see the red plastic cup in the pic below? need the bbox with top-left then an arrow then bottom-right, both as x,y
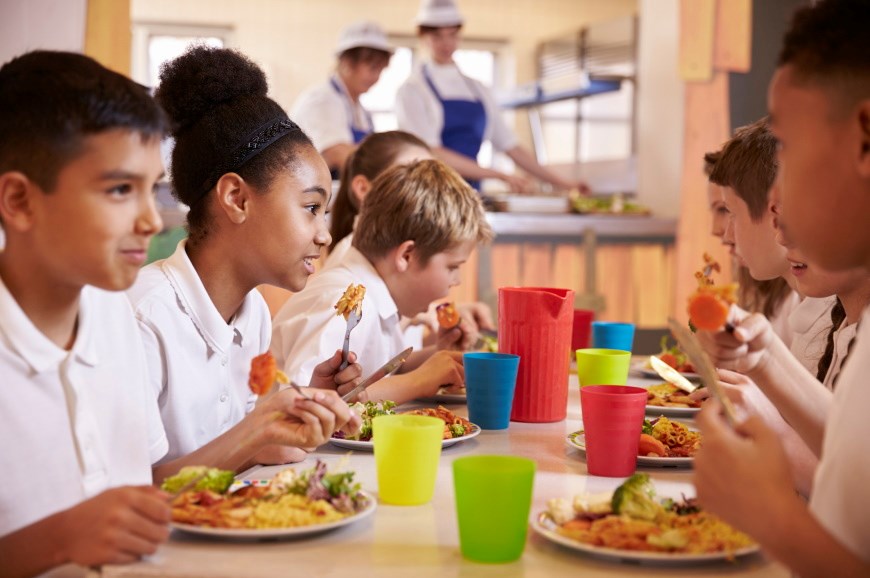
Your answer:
579,385 -> 647,477
572,309 -> 595,352
498,287 -> 574,423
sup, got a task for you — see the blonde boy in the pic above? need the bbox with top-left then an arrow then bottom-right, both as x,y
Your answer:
272,159 -> 493,404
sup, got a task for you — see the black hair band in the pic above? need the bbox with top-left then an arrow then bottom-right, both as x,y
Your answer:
197,115 -> 301,201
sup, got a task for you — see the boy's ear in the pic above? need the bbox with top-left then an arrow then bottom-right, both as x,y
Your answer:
350,175 -> 372,207
213,172 -> 250,224
394,240 -> 417,273
858,101 -> 870,177
0,172 -> 37,232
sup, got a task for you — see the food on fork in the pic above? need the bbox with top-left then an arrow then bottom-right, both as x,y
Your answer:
335,283 -> 366,320
248,351 -> 289,396
687,253 -> 738,331
435,302 -> 461,329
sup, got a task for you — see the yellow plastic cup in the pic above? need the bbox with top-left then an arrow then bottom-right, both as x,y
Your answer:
575,348 -> 631,386
373,414 -> 443,505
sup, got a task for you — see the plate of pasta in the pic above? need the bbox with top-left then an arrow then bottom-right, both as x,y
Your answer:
330,404 -> 480,450
168,461 -> 375,539
644,383 -> 702,417
533,474 -> 759,564
567,417 -> 700,467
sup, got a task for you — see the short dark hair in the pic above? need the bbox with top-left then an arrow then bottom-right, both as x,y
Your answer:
417,25 -> 462,35
338,47 -> 391,68
709,118 -> 777,221
0,50 -> 167,192
778,0 -> 870,109
703,150 -> 721,178
155,46 -> 314,246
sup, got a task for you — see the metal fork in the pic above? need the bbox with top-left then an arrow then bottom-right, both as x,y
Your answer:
339,308 -> 362,370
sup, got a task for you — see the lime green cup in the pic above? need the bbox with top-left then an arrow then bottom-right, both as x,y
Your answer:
452,455 -> 536,563
373,414 -> 443,505
575,348 -> 632,386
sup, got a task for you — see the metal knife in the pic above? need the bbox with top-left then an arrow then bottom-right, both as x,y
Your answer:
341,346 -> 413,403
649,355 -> 698,394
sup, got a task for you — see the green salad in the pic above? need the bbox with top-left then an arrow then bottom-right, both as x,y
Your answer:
160,466 -> 235,494
337,400 -> 397,441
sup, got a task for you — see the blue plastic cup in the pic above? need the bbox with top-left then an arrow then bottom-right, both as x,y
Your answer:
591,321 -> 635,352
463,352 -> 520,430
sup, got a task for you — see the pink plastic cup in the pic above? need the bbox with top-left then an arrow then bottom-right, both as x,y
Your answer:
572,309 -> 595,352
579,385 -> 647,477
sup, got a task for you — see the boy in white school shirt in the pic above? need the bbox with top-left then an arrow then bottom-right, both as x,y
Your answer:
693,1 -> 870,575
272,159 -> 493,405
0,50 -> 172,577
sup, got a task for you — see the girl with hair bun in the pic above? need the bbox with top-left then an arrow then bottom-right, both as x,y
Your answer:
128,46 -> 361,482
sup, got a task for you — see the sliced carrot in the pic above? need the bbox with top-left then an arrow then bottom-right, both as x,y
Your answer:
436,302 -> 460,329
248,352 -> 277,396
638,433 -> 667,457
562,519 -> 592,531
687,291 -> 730,331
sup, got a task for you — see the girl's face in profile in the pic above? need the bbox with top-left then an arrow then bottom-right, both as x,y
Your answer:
245,145 -> 332,292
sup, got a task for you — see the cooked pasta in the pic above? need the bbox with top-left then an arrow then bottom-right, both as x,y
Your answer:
334,284 -> 365,319
404,406 -> 474,439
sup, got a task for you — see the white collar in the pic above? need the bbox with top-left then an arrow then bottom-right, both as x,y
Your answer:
341,245 -> 400,323
0,276 -> 99,373
160,240 -> 252,354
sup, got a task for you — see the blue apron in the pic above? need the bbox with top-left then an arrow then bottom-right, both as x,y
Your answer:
330,77 -> 372,144
423,65 -> 487,190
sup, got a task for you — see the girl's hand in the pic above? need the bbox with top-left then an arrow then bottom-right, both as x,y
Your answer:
457,301 -> 496,333
259,388 -> 361,448
696,309 -> 778,374
58,486 -> 170,566
693,400 -> 796,540
308,350 -> 363,399
436,317 -> 478,352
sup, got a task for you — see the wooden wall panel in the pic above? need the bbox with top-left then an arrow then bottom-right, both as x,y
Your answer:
673,71 -> 733,325
595,246 -> 635,323
714,0 -> 752,72
84,0 -> 131,75
679,0 -> 716,81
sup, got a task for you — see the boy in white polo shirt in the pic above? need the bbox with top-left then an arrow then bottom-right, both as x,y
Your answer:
0,50 -> 172,576
272,159 -> 493,404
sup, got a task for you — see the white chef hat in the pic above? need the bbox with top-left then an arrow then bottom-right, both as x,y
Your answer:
416,0 -> 464,28
335,21 -> 394,56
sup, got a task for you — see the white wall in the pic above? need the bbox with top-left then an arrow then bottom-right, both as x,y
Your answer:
0,0 -> 86,62
635,0 -> 683,218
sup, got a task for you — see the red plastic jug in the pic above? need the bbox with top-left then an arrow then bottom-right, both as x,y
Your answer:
498,287 -> 575,422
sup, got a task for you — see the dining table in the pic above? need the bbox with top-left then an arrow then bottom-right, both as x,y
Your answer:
98,368 -> 789,578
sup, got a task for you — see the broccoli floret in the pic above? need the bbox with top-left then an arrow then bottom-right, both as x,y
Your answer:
642,419 -> 653,436
449,423 -> 467,437
611,473 -> 664,522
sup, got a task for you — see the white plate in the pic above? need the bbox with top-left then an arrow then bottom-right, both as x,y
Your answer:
566,431 -> 693,468
329,424 -> 481,451
417,388 -> 467,404
170,490 -> 376,540
531,513 -> 760,565
645,404 -> 700,418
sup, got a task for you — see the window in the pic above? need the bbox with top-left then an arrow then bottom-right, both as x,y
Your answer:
360,36 -> 509,168
131,23 -> 232,89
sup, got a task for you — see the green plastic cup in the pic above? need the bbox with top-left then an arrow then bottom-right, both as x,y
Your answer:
452,455 -> 536,563
575,348 -> 631,386
373,414 -> 443,505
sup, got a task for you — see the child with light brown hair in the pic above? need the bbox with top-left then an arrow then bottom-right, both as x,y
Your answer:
272,159 -> 493,404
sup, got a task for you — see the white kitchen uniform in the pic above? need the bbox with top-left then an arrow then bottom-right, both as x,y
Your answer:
291,75 -> 374,154
809,306 -> 870,562
0,278 -> 167,539
271,245 -> 407,386
396,61 -> 518,153
128,241 -> 270,464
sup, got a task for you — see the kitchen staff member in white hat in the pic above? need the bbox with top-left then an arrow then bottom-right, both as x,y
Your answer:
396,0 -> 586,194
292,21 -> 393,176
